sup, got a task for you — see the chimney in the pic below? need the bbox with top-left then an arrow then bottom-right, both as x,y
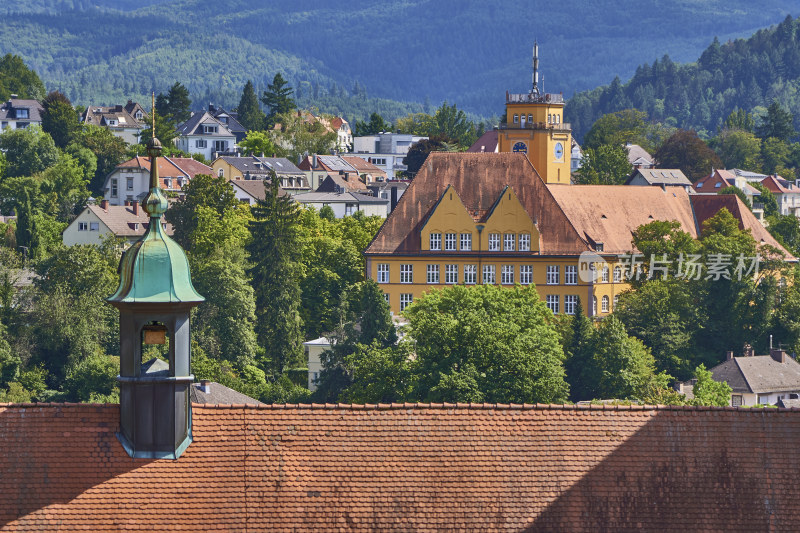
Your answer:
743,343 -> 755,357
198,380 -> 211,394
124,200 -> 131,206
100,199 -> 109,211
312,154 -> 318,168
132,201 -> 140,216
726,351 -> 734,361
771,349 -> 787,363
390,186 -> 399,212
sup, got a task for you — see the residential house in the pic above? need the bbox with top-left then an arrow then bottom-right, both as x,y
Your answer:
62,200 -> 174,246
82,103 -> 145,144
706,347 -> 800,406
212,156 -> 309,194
571,139 -> 582,174
103,156 -> 211,206
317,174 -> 368,194
367,180 -> 409,214
693,169 -> 764,221
303,336 -> 332,391
341,155 -> 388,182
298,154 -> 364,191
351,132 -> 428,178
190,380 -> 262,404
0,96 -> 43,130
208,104 -> 247,143
624,141 -> 654,168
175,111 -> 237,161
625,168 -> 692,192
293,190 -> 389,218
467,130 -> 499,153
761,174 -> 800,217
733,168 -> 769,183
329,116 -> 353,152
365,152 -> 790,315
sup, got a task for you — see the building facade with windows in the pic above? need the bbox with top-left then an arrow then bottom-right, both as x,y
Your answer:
175,111 -> 237,161
62,200 -> 174,246
0,96 -> 43,130
102,156 -> 211,206
364,153 -> 790,316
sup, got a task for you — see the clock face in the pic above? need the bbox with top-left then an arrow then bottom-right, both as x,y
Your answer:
554,142 -> 564,160
512,141 -> 528,154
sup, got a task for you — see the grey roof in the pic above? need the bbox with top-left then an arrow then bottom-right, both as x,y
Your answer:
710,355 -> 800,394
733,168 -> 769,180
177,111 -> 235,137
627,168 -> 692,186
778,397 -> 800,408
189,381 -> 263,405
82,104 -> 144,129
209,106 -> 246,134
294,191 -> 389,204
624,143 -> 653,166
256,156 -> 304,175
316,155 -> 358,173
317,173 -> 368,193
0,98 -> 43,122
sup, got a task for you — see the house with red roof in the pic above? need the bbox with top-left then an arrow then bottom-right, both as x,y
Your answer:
761,174 -> 800,216
693,168 -> 765,221
62,199 -> 174,246
102,156 -> 211,206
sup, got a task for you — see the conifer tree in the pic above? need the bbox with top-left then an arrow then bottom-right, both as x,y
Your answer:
261,73 -> 296,128
41,91 -> 79,149
237,80 -> 265,132
247,172 -> 303,375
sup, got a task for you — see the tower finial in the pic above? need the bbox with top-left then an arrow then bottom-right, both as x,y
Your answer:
531,40 -> 540,97
151,92 -> 155,139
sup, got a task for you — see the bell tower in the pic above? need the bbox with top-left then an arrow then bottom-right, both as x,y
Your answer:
497,42 -> 572,184
107,100 -> 204,459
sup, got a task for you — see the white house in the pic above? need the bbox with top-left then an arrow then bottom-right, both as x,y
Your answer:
62,200 -> 174,247
351,133 -> 428,178
175,111 -> 237,161
102,156 -> 211,206
699,348 -> 800,406
0,96 -> 43,130
82,103 -> 145,145
293,190 -> 389,218
303,336 -> 333,392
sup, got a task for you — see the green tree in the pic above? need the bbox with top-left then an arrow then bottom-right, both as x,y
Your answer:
404,284 -> 569,404
761,137 -> 793,177
654,129 -> 722,182
41,91 -> 80,149
426,101 -> 477,147
724,108 -> 756,133
273,111 -> 336,161
165,173 -> 240,249
238,130 -> 280,157
237,80 -> 265,132
711,129 -> 761,170
0,54 -> 46,101
262,73 -> 296,128
718,186 -> 751,209
0,126 -> 59,178
156,82 -> 192,123
563,298 -> 596,401
62,352 -> 119,403
354,112 -> 391,136
630,219 -> 699,282
247,174 -> 303,375
751,182 -> 779,217
689,364 -> 731,406
765,214 -> 800,256
73,124 -> 128,195
583,109 -> 651,151
402,137 -> 446,177
14,190 -> 35,258
756,100 -> 795,142
574,144 -> 631,184
340,342 -> 412,403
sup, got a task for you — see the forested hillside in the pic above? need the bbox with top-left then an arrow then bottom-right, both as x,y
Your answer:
567,15 -> 800,141
0,0 -> 795,122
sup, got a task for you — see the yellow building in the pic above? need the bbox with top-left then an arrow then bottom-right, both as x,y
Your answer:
364,152 -> 787,317
496,43 -> 571,184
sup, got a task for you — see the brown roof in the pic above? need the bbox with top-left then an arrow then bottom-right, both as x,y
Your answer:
82,105 -> 143,129
3,403 -> 800,531
317,173 -> 368,193
116,156 -> 211,179
624,143 -> 653,166
549,184 -> 699,254
467,130 -> 499,153
365,153 -> 588,256
341,156 -> 387,177
761,175 -> 797,195
85,205 -> 174,237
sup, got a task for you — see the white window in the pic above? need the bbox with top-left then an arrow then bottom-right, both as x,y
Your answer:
464,265 -> 477,285
111,179 -> 118,197
195,139 -> 207,148
501,265 -> 514,285
377,264 -> 389,284
460,233 -> 472,251
16,108 -> 29,119
345,203 -> 356,216
488,233 -> 501,251
126,177 -> 134,191
546,265 -> 559,285
593,296 -> 598,315
89,222 -> 99,231
483,264 -> 496,284
504,233 -> 515,251
613,266 -> 622,283
614,295 -> 619,309
203,124 -> 218,134
429,233 -> 442,251
528,114 -> 533,123
214,140 -> 228,152
520,265 -> 532,285
78,222 -> 88,231
400,293 -> 413,311
601,295 -> 609,313
444,233 -> 457,251
218,168 -> 224,177
519,233 -> 531,251
602,264 -> 609,283
565,265 -> 577,285
445,264 -> 458,284
565,295 -> 578,315
383,293 -> 390,305
546,295 -> 559,314
400,264 -> 413,284
427,264 -> 440,284
513,114 -> 519,124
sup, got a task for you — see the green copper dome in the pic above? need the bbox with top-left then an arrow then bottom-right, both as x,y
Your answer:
107,136 -> 204,305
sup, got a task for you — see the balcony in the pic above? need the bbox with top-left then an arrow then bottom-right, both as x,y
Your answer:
498,121 -> 571,132
507,92 -> 564,104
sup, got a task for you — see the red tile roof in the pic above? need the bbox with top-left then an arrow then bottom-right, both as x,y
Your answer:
761,174 -> 797,195
3,403 -> 800,531
116,156 -> 211,179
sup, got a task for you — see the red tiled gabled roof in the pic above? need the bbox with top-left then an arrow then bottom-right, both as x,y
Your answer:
761,174 -> 797,195
365,152 -> 589,256
116,156 -> 211,179
3,403 -> 800,531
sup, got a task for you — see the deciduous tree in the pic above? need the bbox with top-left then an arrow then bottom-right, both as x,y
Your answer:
574,144 -> 631,184
41,91 -> 80,149
654,129 -> 722,182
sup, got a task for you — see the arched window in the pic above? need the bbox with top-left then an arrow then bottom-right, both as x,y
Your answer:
613,266 -> 622,283
218,168 -> 224,177
613,295 -> 619,310
601,295 -> 609,313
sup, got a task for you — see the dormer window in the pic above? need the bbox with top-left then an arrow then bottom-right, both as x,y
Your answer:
15,108 -> 28,119
108,119 -> 117,126
203,124 -> 218,134
135,111 -> 143,119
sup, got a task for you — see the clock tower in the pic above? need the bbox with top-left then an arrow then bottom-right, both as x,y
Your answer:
497,42 -> 572,184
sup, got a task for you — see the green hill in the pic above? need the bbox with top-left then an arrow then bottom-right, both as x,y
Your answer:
567,15 -> 800,141
0,1 -> 796,124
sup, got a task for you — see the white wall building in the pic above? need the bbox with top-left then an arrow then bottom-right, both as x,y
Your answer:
293,191 -> 389,218
62,201 -> 174,247
102,156 -> 211,206
0,97 -> 43,131
351,133 -> 427,178
175,111 -> 237,161
303,337 -> 333,392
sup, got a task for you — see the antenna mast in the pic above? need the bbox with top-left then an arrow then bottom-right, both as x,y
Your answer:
151,92 -> 155,139
531,41 -> 540,97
